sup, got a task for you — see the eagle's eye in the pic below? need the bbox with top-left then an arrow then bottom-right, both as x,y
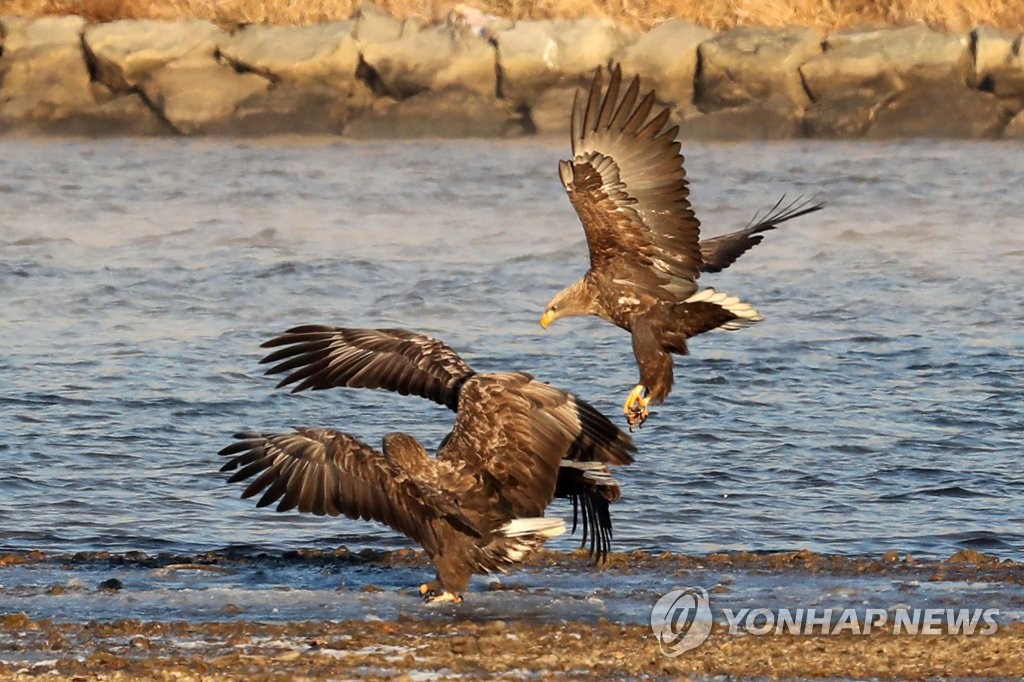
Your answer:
550,305 -> 558,312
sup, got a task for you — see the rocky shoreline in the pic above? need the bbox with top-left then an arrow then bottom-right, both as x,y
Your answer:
1,548 -> 1021,679
3,617 -> 1023,680
1,6 -> 1024,140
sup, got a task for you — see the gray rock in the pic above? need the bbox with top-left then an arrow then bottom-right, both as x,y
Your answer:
361,24 -> 496,99
351,1 -> 403,43
138,63 -> 270,135
345,88 -> 527,138
0,44 -> 94,130
970,26 -> 1024,96
801,24 -> 970,103
83,19 -> 225,90
970,26 -> 1015,87
696,26 -> 821,112
616,19 -> 713,106
0,15 -> 85,52
496,18 -> 635,103
445,4 -> 512,41
1004,109 -> 1024,138
219,22 -> 361,92
33,92 -> 169,136
678,95 -> 801,140
526,85 -> 574,135
802,92 -> 887,138
230,84 -> 353,136
867,84 -> 1006,139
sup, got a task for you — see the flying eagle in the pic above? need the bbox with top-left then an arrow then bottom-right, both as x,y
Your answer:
220,326 -> 634,603
541,64 -> 823,430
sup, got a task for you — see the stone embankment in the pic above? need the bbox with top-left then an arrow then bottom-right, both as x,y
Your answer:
2,4 -> 1023,138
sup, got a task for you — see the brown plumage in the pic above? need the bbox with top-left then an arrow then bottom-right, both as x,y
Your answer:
221,326 -> 635,601
541,64 -> 823,429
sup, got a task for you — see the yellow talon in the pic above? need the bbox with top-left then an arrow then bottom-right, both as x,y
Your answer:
425,591 -> 463,604
623,384 -> 650,431
420,583 -> 463,603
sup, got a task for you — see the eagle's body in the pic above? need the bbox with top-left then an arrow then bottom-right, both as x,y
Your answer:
542,64 -> 823,429
221,327 -> 634,602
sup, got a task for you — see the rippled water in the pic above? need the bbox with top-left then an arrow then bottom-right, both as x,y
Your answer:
1,137 -> 1022,568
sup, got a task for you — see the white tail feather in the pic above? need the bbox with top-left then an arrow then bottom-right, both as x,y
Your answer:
684,287 -> 763,331
559,459 -> 607,471
497,518 -> 566,563
499,517 -> 566,539
559,459 -> 619,487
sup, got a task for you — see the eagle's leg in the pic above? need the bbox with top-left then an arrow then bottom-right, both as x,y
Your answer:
623,384 -> 650,431
420,583 -> 464,604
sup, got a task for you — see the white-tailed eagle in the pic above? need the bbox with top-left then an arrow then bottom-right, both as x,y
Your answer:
541,64 -> 823,429
220,327 -> 634,603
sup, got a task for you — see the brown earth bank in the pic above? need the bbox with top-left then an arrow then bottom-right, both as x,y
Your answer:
1,616 -> 1022,680
4,0 -> 1024,34
1,4 -> 1024,140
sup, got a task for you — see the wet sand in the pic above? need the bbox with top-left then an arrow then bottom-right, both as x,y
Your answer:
1,548 -> 1022,679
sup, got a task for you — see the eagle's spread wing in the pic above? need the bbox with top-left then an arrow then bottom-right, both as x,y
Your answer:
219,428 -> 480,551
260,326 -> 475,410
700,196 -> 824,273
439,373 -> 635,519
561,64 -> 703,301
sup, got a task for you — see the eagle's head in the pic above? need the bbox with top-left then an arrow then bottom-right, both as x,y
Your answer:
541,279 -> 593,328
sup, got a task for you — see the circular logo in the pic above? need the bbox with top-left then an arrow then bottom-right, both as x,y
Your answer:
650,587 -> 712,656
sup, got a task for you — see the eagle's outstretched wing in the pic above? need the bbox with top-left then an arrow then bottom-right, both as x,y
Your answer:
561,63 -> 703,301
700,196 -> 824,273
219,428 -> 481,550
259,326 -> 633,467
257,327 -> 635,561
440,372 -> 635,520
260,326 -> 475,410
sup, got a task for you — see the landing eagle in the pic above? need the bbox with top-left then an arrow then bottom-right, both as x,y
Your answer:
220,326 -> 634,603
541,64 -> 823,429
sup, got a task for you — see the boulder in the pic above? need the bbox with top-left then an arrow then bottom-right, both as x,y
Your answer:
345,88 -> 527,138
351,1 -> 403,43
495,18 -> 635,103
801,24 -> 970,103
970,26 -> 1015,88
219,22 -> 362,93
138,63 -> 270,135
802,92 -> 888,138
0,15 -> 85,52
34,92 -> 169,136
678,95 -> 800,140
229,84 -> 353,136
1004,109 -> 1024,138
969,26 -> 1024,96
446,3 -> 512,41
0,16 -> 95,129
526,85 -> 574,135
615,19 -> 713,106
360,24 -> 496,99
0,44 -> 94,130
696,26 -> 821,112
83,19 -> 225,91
801,24 -> 972,139
867,84 -> 1006,139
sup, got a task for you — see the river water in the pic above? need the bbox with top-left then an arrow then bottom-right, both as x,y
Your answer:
0,137 -> 1021,626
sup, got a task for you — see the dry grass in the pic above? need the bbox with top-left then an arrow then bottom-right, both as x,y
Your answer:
1,0 -> 1022,33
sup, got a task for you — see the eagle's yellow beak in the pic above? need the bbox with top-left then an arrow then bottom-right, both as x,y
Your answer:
540,310 -> 555,329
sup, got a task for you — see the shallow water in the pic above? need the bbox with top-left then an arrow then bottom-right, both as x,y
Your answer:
0,137 -> 1022,623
